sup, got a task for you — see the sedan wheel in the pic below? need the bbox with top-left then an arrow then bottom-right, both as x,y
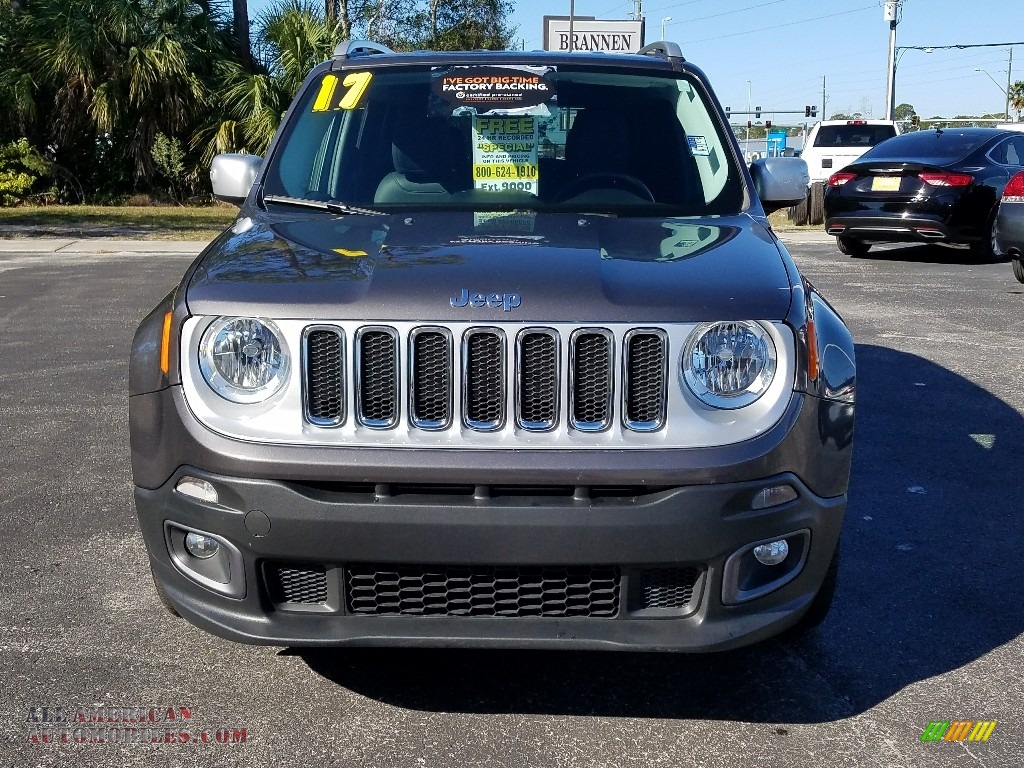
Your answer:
836,236 -> 870,256
970,218 -> 1004,262
1013,258 -> 1024,284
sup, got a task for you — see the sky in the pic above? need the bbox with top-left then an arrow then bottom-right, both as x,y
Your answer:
246,0 -> 1023,124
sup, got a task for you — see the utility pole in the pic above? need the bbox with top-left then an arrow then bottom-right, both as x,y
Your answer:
821,75 -> 826,120
1007,47 -> 1014,121
883,1 -> 900,120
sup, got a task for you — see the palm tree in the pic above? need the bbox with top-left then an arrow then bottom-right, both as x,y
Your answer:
24,0 -> 231,182
233,0 -> 254,69
1009,81 -> 1024,122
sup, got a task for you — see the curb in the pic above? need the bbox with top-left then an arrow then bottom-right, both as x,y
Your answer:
0,238 -> 208,255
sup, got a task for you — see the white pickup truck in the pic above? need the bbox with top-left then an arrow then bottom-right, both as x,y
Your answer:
794,119 -> 901,225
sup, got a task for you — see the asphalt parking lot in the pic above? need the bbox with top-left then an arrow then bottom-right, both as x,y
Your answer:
1,233 -> 1022,767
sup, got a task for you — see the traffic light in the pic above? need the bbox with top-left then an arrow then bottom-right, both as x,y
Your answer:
725,106 -> 731,118
805,105 -> 811,117
747,120 -> 752,128
805,105 -> 818,118
765,120 -> 772,128
811,106 -> 817,117
755,106 -> 761,118
911,114 -> 920,126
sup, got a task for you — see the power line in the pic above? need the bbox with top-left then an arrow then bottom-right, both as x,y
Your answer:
681,4 -> 876,45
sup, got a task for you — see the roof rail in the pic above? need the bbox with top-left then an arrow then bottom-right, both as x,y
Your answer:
332,40 -> 394,59
637,41 -> 685,61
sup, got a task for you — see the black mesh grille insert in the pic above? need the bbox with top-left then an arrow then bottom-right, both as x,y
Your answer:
571,332 -> 612,428
266,564 -> 328,605
411,331 -> 452,428
464,332 -> 505,429
358,329 -> 398,427
638,567 -> 700,610
305,329 -> 344,425
518,332 -> 558,429
625,332 -> 667,429
346,564 -> 620,617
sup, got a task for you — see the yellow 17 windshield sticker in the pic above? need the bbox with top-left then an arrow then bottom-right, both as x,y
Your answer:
312,71 -> 373,112
472,117 -> 539,195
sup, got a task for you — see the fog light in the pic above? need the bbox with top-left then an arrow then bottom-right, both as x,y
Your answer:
174,476 -> 218,504
751,484 -> 797,510
184,532 -> 220,559
753,539 -> 789,566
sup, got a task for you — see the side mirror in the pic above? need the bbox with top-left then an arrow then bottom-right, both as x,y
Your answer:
210,153 -> 263,206
750,157 -> 810,214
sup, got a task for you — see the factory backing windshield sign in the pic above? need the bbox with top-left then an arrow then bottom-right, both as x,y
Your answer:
542,17 -> 645,53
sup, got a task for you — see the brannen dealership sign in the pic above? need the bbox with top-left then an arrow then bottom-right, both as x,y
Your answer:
542,17 -> 645,53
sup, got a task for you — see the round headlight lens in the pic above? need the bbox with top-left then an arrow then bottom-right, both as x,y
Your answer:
683,321 -> 776,409
199,317 -> 289,403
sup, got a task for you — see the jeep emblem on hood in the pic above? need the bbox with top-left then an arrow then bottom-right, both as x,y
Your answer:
450,289 -> 522,311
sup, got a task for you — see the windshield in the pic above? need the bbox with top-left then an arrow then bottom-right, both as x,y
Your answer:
262,64 -> 743,216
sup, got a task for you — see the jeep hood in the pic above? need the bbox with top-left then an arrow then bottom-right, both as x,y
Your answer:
186,211 -> 794,322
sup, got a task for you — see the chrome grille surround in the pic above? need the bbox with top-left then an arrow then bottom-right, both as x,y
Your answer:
355,326 -> 399,429
462,327 -> 506,432
515,327 -> 560,432
622,328 -> 669,432
569,328 -> 614,432
408,326 -> 453,430
302,325 -> 346,427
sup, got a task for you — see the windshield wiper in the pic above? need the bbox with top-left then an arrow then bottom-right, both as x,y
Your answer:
263,194 -> 385,216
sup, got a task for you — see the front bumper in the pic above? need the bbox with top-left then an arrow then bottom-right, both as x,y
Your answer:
132,387 -> 851,652
139,468 -> 843,652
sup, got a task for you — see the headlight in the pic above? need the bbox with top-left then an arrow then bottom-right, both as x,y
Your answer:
199,317 -> 289,403
682,321 -> 776,409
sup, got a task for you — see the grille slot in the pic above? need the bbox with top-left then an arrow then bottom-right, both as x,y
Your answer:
304,327 -> 345,426
410,328 -> 452,430
517,329 -> 559,431
266,564 -> 329,605
570,329 -> 614,431
346,564 -> 620,617
356,327 -> 399,428
463,329 -> 506,431
623,330 -> 668,431
637,567 -> 701,610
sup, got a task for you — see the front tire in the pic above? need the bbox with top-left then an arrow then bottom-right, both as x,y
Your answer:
1013,258 -> 1024,283
836,235 -> 870,256
970,217 -> 1003,262
791,191 -> 809,226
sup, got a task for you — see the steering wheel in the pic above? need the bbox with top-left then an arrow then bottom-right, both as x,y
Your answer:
555,173 -> 656,203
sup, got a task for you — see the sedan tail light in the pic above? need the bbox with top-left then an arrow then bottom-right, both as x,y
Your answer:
919,172 -> 973,187
1003,171 -> 1024,200
827,172 -> 856,187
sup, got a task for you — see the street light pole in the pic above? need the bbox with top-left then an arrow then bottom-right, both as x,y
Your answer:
883,1 -> 900,120
660,16 -> 672,40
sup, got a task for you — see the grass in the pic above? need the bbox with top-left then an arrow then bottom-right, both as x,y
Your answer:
0,204 -> 238,240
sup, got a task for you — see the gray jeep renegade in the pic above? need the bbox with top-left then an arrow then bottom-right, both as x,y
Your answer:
129,40 -> 855,651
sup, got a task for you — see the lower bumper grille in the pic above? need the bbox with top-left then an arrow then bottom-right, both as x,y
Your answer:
266,564 -> 329,605
345,564 -> 620,618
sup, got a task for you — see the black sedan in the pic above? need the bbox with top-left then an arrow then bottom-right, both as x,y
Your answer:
823,128 -> 1024,259
995,170 -> 1024,282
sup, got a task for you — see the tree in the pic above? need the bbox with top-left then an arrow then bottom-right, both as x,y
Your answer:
1009,80 -> 1024,121
894,102 -> 915,121
232,0 -> 254,69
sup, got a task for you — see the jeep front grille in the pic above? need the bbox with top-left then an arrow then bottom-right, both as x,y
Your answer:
303,324 -> 669,435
